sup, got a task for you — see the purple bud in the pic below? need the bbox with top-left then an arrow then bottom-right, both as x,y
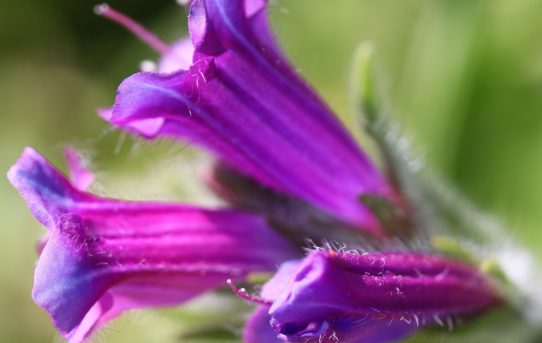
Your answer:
244,250 -> 501,343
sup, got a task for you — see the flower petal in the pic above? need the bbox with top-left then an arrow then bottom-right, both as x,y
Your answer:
265,251 -> 501,342
8,148 -> 297,343
189,0 -> 275,56
279,316 -> 415,343
244,306 -> 282,343
63,148 -> 94,191
243,305 -> 415,343
261,259 -> 301,301
157,37 -> 195,73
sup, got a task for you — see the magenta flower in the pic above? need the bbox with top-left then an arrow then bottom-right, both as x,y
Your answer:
8,1 -> 506,342
102,0 -> 397,236
8,148 -> 297,342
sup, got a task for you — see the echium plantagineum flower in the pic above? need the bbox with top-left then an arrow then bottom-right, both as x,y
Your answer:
10,1 -> 534,342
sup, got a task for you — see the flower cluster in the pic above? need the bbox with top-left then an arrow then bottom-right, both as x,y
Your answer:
9,1 -> 505,342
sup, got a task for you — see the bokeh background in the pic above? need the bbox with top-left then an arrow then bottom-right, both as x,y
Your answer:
1,0 -> 541,342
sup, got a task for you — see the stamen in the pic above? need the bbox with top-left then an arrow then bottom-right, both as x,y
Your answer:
226,279 -> 273,305
94,3 -> 171,54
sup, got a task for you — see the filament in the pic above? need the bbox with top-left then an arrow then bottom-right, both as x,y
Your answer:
94,3 -> 171,54
227,279 -> 273,305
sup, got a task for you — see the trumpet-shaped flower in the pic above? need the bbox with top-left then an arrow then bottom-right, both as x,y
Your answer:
104,0 -> 396,236
9,148 -> 296,342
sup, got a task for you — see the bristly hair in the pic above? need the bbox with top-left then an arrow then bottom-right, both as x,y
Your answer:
209,162 -> 431,253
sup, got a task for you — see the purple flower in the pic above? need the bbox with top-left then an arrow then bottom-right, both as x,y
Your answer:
8,148 -> 296,342
63,148 -> 95,191
242,250 -> 501,343
102,0 -> 397,236
8,1 -> 505,342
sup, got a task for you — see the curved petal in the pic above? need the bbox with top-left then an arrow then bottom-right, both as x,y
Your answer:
242,304 -> 414,343
243,306 -> 282,343
189,0 -> 271,56
158,37 -> 195,73
63,148 -> 94,191
189,0 -> 296,84
276,316 -> 416,343
8,148 -> 297,343
261,260 -> 301,301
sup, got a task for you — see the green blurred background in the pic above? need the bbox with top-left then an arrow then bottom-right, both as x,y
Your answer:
1,0 -> 541,342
